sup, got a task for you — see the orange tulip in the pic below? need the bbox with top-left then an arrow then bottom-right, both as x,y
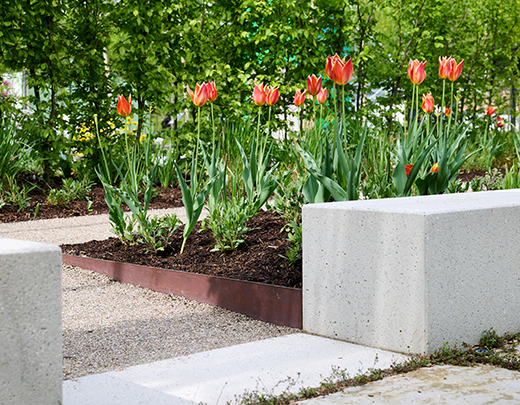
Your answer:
497,116 -> 505,128
266,86 -> 279,106
405,164 -> 413,177
317,87 -> 327,104
207,81 -> 217,102
117,94 -> 132,117
294,89 -> 306,107
430,163 -> 439,173
252,84 -> 267,106
438,56 -> 451,79
421,93 -> 434,114
307,74 -> 322,96
326,55 -> 353,86
486,106 -> 497,116
445,107 -> 451,117
325,54 -> 341,81
187,83 -> 208,107
407,59 -> 427,85
446,58 -> 464,82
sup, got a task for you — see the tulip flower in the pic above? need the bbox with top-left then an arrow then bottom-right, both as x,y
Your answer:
438,56 -> 451,79
252,84 -> 267,106
317,87 -> 327,104
405,164 -> 413,177
445,107 -> 451,117
117,94 -> 132,117
497,116 -> 505,128
486,106 -> 497,116
266,86 -> 279,106
326,55 -> 353,86
407,59 -> 427,85
294,89 -> 306,107
187,83 -> 208,107
207,81 -> 217,102
447,58 -> 464,82
421,93 -> 434,114
307,74 -> 322,96
430,163 -> 439,173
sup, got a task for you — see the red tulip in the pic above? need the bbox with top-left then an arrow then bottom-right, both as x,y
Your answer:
446,58 -> 464,82
438,56 -> 451,79
445,107 -> 451,116
317,87 -> 327,104
266,86 -> 279,106
325,55 -> 340,81
326,55 -> 353,86
405,164 -> 413,177
430,163 -> 439,173
307,74 -> 322,96
497,116 -> 505,128
421,93 -> 434,114
294,89 -> 306,107
187,83 -> 208,107
117,94 -> 132,117
253,84 -> 267,106
207,81 -> 217,102
486,106 -> 497,116
407,59 -> 427,85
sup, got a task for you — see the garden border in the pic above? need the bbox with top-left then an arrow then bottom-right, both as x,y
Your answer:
62,254 -> 302,328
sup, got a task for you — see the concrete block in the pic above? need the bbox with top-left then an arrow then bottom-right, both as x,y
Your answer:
303,190 -> 520,354
0,239 -> 62,405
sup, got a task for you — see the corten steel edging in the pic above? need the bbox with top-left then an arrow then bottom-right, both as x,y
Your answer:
62,254 -> 302,329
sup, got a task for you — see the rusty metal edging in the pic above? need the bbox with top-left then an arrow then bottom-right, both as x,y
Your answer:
62,254 -> 302,329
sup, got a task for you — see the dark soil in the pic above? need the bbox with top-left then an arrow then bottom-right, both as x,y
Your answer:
0,181 -> 183,223
61,210 -> 302,289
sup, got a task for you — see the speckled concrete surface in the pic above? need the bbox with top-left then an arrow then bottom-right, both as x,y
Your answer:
297,365 -> 520,404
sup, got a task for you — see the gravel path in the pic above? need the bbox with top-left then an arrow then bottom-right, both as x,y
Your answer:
62,263 -> 300,380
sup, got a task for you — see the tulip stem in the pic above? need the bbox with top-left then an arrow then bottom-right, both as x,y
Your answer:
210,102 -> 215,145
447,81 -> 454,135
341,85 -> 346,136
333,84 -> 338,140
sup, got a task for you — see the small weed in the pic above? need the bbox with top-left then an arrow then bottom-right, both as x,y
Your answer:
480,328 -> 503,349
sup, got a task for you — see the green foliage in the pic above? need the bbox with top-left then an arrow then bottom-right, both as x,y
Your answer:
480,328 -> 503,349
201,195 -> 252,253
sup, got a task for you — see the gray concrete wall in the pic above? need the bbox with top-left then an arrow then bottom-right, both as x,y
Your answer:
303,190 -> 520,354
0,239 -> 62,404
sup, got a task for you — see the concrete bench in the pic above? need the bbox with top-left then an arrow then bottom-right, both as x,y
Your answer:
302,190 -> 520,354
0,239 -> 62,404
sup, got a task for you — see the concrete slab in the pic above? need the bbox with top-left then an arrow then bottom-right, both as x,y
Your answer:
303,190 -> 520,354
0,238 -> 62,404
297,365 -> 520,404
63,334 -> 408,405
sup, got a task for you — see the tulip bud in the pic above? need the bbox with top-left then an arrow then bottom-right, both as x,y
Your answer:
306,74 -> 322,96
497,116 -> 505,128
430,163 -> 439,173
421,93 -> 434,114
253,84 -> 267,106
438,56 -> 451,79
117,94 -> 132,117
445,107 -> 451,117
407,59 -> 427,85
294,89 -> 306,107
447,58 -> 464,82
266,86 -> 280,106
486,106 -> 497,116
317,87 -> 327,104
187,83 -> 208,107
207,81 -> 217,102
326,55 -> 353,86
